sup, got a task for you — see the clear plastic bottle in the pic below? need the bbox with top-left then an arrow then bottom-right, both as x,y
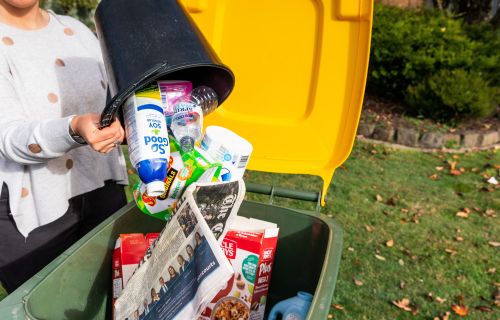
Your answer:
170,101 -> 203,153
189,86 -> 219,115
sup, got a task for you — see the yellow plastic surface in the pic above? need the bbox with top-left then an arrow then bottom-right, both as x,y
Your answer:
181,0 -> 374,205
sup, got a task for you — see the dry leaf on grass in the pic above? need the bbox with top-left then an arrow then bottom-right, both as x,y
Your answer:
429,174 -> 439,180
484,209 -> 496,217
455,236 -> 464,242
475,305 -> 493,313
331,304 -> 344,310
434,311 -> 451,320
435,166 -> 444,171
375,194 -> 383,202
375,254 -> 386,261
451,304 -> 469,316
365,225 -> 374,232
392,298 -> 412,312
456,211 -> 470,218
487,268 -> 496,274
386,239 -> 394,247
353,278 -> 364,286
488,241 -> 500,247
435,296 -> 447,304
450,169 -> 462,176
445,248 -> 458,256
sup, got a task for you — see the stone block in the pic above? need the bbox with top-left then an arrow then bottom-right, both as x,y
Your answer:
372,126 -> 395,142
479,131 -> 500,147
420,132 -> 443,149
396,127 -> 419,146
357,123 -> 375,137
462,132 -> 480,148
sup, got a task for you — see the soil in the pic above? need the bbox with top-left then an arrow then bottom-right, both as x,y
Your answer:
361,96 -> 500,133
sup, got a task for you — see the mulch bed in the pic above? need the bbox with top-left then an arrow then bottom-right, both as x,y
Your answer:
361,96 -> 500,133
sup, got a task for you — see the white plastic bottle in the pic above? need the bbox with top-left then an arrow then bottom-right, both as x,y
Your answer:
123,83 -> 170,196
170,100 -> 204,153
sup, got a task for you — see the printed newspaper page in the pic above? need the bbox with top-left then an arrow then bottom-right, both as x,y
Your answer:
114,180 -> 245,320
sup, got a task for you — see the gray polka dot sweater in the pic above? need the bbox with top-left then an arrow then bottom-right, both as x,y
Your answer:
0,12 -> 128,237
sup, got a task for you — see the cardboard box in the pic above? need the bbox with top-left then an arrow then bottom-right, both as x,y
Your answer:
199,217 -> 279,320
112,233 -> 160,308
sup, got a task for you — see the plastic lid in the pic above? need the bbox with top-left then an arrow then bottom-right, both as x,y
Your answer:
146,181 -> 165,197
191,2 -> 373,205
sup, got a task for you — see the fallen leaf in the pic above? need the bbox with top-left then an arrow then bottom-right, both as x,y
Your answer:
353,278 -> 364,286
452,304 -> 469,316
488,241 -> 500,247
473,207 -> 481,212
327,314 -> 333,319
429,174 -> 439,180
398,259 -> 405,266
455,236 -> 464,242
494,164 -> 500,169
365,225 -> 374,232
442,311 -> 451,320
375,254 -> 386,261
450,169 -> 462,176
475,305 -> 493,312
427,292 -> 434,301
375,194 -> 383,202
484,209 -> 496,217
435,166 -> 444,171
448,160 -> 458,170
445,248 -> 458,256
456,211 -> 469,218
486,268 -> 496,274
401,208 -> 409,213
399,281 -> 405,289
331,304 -> 344,310
392,298 -> 412,312
435,296 -> 447,304
459,167 -> 465,173
386,197 -> 397,206
386,239 -> 394,247
347,247 -> 355,252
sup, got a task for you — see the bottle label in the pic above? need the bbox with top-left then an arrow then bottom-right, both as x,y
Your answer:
125,83 -> 170,167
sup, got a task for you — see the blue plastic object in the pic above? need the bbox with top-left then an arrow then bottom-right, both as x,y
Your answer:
268,291 -> 313,320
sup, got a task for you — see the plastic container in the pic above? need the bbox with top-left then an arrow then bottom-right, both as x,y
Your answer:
0,201 -> 342,320
0,0 -> 374,318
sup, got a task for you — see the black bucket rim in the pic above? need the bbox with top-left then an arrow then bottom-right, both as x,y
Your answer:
99,62 -> 234,127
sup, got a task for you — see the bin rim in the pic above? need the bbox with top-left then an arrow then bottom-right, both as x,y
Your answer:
100,62 -> 234,127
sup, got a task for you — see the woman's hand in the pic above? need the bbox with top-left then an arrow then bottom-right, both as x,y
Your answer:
71,113 -> 125,153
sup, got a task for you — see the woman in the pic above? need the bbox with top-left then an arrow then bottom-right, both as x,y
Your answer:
165,265 -> 178,288
177,254 -> 187,273
0,0 -> 128,292
185,244 -> 194,261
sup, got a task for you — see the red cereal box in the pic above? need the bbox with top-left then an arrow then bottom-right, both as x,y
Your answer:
112,233 -> 160,308
199,217 -> 279,320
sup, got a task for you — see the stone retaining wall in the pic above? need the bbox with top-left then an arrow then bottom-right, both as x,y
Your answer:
357,123 -> 500,149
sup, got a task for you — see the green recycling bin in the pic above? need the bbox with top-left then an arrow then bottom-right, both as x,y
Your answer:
0,194 -> 342,319
0,0 -> 374,318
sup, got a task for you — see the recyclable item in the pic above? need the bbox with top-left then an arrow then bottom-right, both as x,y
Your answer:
157,80 -> 192,128
201,126 -> 253,182
190,86 -> 219,115
123,82 -> 170,196
171,100 -> 204,153
112,233 -> 160,309
199,217 -> 279,320
133,138 -> 222,221
268,292 -> 313,320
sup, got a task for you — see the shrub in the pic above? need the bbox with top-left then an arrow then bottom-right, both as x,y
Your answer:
406,69 -> 497,121
368,4 -> 499,121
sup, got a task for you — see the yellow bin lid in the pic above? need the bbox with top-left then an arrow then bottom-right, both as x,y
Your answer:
182,0 -> 374,205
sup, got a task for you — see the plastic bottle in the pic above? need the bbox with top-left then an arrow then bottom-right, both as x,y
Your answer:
190,86 -> 219,115
170,100 -> 204,153
123,83 -> 170,196
268,291 -> 313,320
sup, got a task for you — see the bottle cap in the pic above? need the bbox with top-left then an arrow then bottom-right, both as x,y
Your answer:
146,181 -> 165,197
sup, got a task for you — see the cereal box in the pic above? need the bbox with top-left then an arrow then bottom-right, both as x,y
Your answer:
112,233 -> 160,308
199,217 -> 279,320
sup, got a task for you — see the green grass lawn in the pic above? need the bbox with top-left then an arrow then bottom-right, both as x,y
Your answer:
243,141 -> 499,319
1,141 -> 497,319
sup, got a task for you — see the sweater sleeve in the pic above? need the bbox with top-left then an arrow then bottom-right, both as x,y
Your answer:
0,67 -> 81,165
